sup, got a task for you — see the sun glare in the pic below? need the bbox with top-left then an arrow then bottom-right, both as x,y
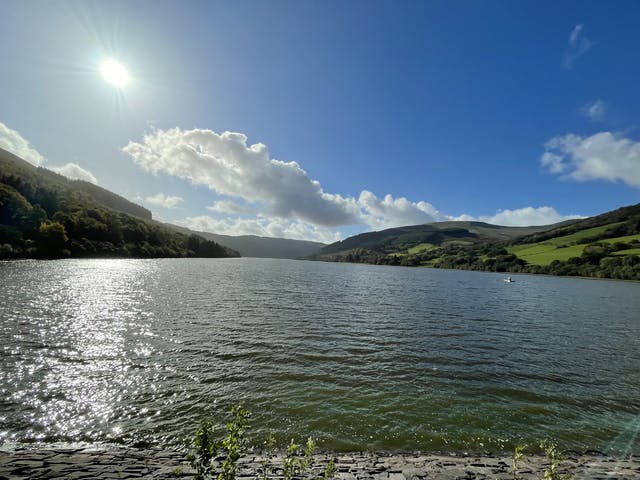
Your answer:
99,59 -> 130,87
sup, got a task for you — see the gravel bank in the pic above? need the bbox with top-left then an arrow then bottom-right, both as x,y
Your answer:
0,446 -> 638,480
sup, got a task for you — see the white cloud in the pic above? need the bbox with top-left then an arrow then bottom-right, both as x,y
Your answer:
464,206 -> 583,226
123,128 -> 359,227
51,163 -> 98,184
581,99 -> 606,121
358,191 -> 445,230
176,215 -> 341,244
145,192 -> 184,209
207,200 -> 254,215
124,126 -> 582,240
563,24 -> 593,69
0,121 -> 46,166
541,131 -> 640,187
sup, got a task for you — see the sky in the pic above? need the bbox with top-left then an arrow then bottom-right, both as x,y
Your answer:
1,0 -> 639,243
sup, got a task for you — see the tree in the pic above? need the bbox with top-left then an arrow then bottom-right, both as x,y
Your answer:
38,220 -> 69,257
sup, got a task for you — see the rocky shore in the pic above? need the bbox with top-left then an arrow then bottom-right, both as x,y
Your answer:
0,446 -> 638,480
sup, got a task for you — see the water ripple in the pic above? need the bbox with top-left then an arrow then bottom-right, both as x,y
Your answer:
1,258 -> 639,454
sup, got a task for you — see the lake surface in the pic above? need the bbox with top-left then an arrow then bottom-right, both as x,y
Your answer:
1,258 -> 639,454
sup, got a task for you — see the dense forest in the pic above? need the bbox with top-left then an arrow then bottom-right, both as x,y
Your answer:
0,148 -> 239,259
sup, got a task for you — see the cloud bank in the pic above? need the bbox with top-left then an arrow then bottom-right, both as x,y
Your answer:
145,192 -> 184,209
176,215 -> 342,244
542,132 -> 640,187
122,127 -> 450,232
455,206 -> 583,226
51,163 -> 98,184
207,200 -> 254,215
123,128 -> 359,227
0,121 -> 46,166
124,127 -> 583,241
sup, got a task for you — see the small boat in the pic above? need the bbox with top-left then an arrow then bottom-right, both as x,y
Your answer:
504,276 -> 515,283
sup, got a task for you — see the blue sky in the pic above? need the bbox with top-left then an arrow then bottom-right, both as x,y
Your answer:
1,0 -> 639,243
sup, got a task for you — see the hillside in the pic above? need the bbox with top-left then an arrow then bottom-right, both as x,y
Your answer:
310,206 -> 640,280
167,224 -> 325,259
0,148 -> 239,259
0,148 -> 151,219
312,221 -> 568,262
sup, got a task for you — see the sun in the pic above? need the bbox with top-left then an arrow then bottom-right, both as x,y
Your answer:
99,59 -> 130,87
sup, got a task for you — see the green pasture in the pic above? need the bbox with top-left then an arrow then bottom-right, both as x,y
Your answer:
612,248 -> 640,256
507,223 -> 637,266
407,243 -> 437,254
508,243 -> 587,265
601,233 -> 640,244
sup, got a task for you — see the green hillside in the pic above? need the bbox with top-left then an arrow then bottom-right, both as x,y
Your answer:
311,221 -> 567,264
311,204 -> 640,280
0,148 -> 239,259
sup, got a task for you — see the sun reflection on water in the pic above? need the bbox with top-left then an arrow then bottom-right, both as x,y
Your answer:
1,259 -> 159,444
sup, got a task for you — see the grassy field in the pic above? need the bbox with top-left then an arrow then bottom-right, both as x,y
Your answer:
508,243 -> 587,265
407,243 -> 437,254
612,248 -> 640,256
601,233 -> 640,244
507,223 -> 637,266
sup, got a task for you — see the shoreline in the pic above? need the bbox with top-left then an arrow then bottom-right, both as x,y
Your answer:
1,446 -> 638,480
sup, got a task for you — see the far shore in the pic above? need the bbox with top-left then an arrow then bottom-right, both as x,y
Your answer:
1,445 -> 638,480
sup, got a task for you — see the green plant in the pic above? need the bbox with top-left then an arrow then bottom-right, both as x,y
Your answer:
189,419 -> 220,480
282,436 -> 318,480
512,443 -> 526,478
260,432 -> 278,480
302,437 -> 317,471
188,403 -> 251,480
323,458 -> 336,480
173,467 -> 183,477
219,404 -> 251,480
283,438 -> 301,480
539,440 -> 572,480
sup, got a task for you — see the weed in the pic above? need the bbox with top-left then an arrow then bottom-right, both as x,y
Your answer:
283,438 -> 301,480
540,439 -> 572,480
219,404 -> 251,480
189,419 -> 220,480
512,443 -> 526,479
260,432 -> 277,480
323,457 -> 336,480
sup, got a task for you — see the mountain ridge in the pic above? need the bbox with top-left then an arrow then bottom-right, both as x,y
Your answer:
166,223 -> 325,259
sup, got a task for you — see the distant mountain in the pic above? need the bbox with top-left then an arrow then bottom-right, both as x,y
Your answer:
167,224 -> 325,259
0,147 -> 238,259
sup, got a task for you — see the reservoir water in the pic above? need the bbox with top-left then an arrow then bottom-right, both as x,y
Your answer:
1,258 -> 639,454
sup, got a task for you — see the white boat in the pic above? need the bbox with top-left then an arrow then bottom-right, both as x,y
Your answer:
504,276 -> 515,283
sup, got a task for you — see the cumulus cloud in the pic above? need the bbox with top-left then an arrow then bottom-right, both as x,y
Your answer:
123,128 -> 359,227
581,100 -> 606,121
541,131 -> 640,187
207,200 -> 254,215
124,126 -> 583,240
145,193 -> 184,209
51,163 -> 98,184
0,121 -> 46,166
358,191 -> 445,230
176,215 -> 342,244
468,206 -> 583,226
563,24 -> 593,69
